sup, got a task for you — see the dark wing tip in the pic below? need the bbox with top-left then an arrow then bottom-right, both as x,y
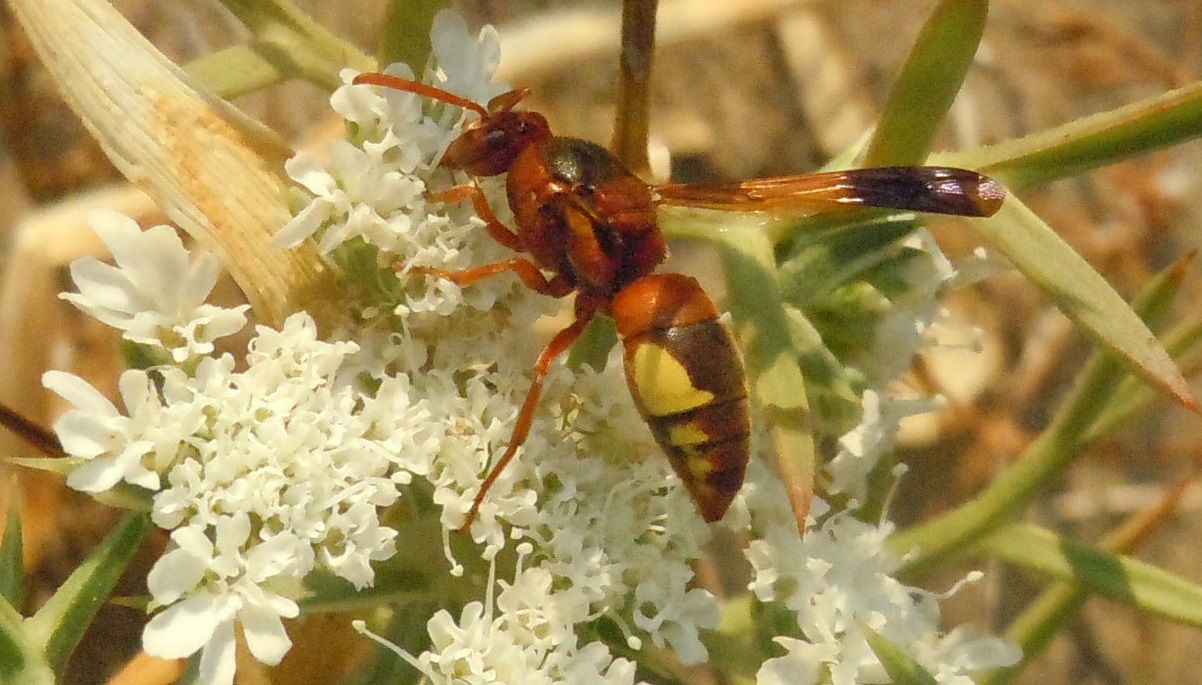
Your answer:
849,167 -> 1006,217
973,175 -> 1006,217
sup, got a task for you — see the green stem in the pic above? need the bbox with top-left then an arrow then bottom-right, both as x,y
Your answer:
184,45 -> 285,99
377,0 -> 447,69
217,0 -> 375,90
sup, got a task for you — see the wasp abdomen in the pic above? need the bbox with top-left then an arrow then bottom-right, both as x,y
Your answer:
612,274 -> 750,522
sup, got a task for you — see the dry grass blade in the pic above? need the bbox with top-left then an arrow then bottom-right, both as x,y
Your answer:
7,0 -> 342,329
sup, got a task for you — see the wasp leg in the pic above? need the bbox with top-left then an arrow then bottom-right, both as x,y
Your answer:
404,258 -> 573,298
429,184 -> 521,251
461,310 -> 594,529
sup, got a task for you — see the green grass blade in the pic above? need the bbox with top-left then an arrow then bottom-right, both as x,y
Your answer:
1085,315 -> 1202,443
892,250 -> 1192,574
968,196 -> 1194,411
715,215 -> 818,530
25,513 -> 150,674
978,479 -> 1191,685
0,501 -> 23,607
860,623 -> 939,685
942,79 -> 1202,189
863,0 -> 988,165
975,522 -> 1202,628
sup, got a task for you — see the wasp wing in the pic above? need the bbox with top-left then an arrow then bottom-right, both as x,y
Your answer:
655,166 -> 1004,218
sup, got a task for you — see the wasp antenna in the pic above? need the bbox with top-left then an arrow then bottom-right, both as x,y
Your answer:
351,72 -> 489,118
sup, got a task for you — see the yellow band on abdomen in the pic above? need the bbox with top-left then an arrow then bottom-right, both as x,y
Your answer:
628,342 -> 715,416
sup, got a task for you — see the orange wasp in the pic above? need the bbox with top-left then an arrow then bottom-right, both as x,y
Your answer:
351,73 -> 1004,527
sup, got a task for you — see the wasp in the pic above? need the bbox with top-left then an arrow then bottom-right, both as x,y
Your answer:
351,73 -> 1004,527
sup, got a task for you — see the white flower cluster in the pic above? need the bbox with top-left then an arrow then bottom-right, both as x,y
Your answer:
745,460 -> 1021,685
59,210 -> 248,364
826,231 -> 973,502
42,9 -> 1019,685
421,566 -> 639,684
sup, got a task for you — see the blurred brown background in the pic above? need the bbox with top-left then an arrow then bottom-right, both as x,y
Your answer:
2,0 -> 1202,683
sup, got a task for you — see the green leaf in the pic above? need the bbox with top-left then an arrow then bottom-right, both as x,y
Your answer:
1086,315 -> 1202,443
979,477 -> 1191,685
860,622 -> 939,685
863,0 -> 988,165
0,501 -> 23,607
975,522 -> 1202,628
25,513 -> 150,674
777,216 -> 920,302
184,45 -> 285,99
942,78 -> 1202,189
967,196 -> 1195,412
0,596 -> 52,685
567,315 -> 618,374
713,215 -> 817,530
2,457 -> 78,478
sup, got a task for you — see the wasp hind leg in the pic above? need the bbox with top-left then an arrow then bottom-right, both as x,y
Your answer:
460,310 -> 594,530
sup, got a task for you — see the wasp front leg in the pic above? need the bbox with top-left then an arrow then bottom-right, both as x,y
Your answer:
429,183 -> 522,251
401,258 -> 573,298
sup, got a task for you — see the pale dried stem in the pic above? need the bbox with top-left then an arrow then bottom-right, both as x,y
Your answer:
7,0 -> 343,330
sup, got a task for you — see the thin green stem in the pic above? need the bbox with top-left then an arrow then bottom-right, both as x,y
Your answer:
217,0 -> 375,90
377,0 -> 447,69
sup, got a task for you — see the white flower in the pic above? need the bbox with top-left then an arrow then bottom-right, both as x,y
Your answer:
61,209 -> 248,363
43,8 -> 1023,685
149,313 -> 405,590
428,10 -> 507,105
632,567 -> 718,664
278,138 -> 435,254
757,637 -> 839,685
826,389 -> 943,502
744,461 -> 1018,685
43,368 -> 201,492
415,567 -> 640,685
48,309 -> 434,682
861,229 -> 955,384
143,519 -> 300,685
